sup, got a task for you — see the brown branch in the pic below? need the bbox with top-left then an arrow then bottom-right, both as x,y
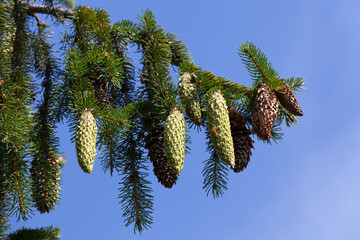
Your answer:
29,12 -> 46,27
25,2 -> 74,19
71,54 -> 80,83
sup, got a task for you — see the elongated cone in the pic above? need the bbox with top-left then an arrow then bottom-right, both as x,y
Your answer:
30,154 -> 62,213
145,126 -> 178,188
228,107 -> 254,172
164,108 -> 186,175
207,91 -> 235,166
75,109 -> 97,173
178,72 -> 202,125
252,83 -> 278,140
275,80 -> 303,116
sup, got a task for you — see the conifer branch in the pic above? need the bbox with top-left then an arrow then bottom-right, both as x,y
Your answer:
30,24 -> 62,214
12,161 -> 25,218
0,1 -> 306,234
0,195 -> 11,237
118,131 -> 154,234
238,42 -> 282,89
1,0 -> 35,222
5,225 -> 61,240
202,132 -> 229,198
244,48 -> 269,83
28,12 -> 46,28
93,112 -> 125,124
25,2 -> 74,19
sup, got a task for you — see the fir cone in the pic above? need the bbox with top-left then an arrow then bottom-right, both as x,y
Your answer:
275,80 -> 303,116
145,126 -> 177,188
75,109 -> 97,173
178,72 -> 202,125
164,109 -> 186,175
228,107 -> 254,172
207,91 -> 235,166
30,154 -> 61,214
252,83 -> 278,140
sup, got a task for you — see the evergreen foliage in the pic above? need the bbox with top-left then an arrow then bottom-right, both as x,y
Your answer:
5,226 -> 61,240
0,0 -> 305,236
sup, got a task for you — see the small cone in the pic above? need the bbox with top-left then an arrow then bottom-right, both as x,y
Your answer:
253,83 -> 278,140
275,80 -> 303,116
75,109 -> 97,173
228,107 -> 254,172
145,126 -> 177,188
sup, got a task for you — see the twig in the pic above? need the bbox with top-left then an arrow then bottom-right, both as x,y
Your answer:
25,1 -> 74,19
244,48 -> 270,84
93,112 -> 124,124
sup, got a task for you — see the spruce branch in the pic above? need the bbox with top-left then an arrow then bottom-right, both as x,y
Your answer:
0,0 -> 35,222
238,41 -> 282,89
0,1 -> 307,234
29,24 -> 62,214
286,76 -> 306,93
136,10 -> 178,126
179,62 -> 252,103
25,1 -> 74,19
118,131 -> 154,234
202,131 -> 229,198
0,194 -> 11,237
93,112 -> 125,124
166,32 -> 191,67
5,225 -> 61,240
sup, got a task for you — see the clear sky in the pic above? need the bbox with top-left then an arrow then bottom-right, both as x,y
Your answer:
10,0 -> 360,239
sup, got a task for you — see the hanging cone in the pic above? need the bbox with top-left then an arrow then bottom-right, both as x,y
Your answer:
252,83 -> 278,140
144,126 -> 177,188
75,109 -> 97,173
164,108 -> 186,175
30,154 -> 61,214
207,90 -> 235,166
178,72 -> 202,125
228,107 -> 254,172
275,80 -> 303,116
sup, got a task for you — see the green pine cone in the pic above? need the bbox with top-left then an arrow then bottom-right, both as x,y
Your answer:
164,108 -> 186,175
207,91 -> 235,166
75,109 -> 97,174
178,72 -> 202,125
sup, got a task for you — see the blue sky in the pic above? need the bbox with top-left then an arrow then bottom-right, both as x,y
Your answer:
9,0 -> 360,239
